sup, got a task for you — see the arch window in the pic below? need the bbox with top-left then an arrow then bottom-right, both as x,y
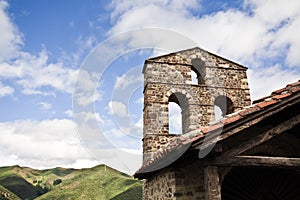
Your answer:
191,58 -> 206,85
191,70 -> 198,85
214,95 -> 234,120
168,93 -> 188,134
168,102 -> 182,134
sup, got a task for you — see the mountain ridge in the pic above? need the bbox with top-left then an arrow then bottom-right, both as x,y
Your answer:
0,164 -> 142,200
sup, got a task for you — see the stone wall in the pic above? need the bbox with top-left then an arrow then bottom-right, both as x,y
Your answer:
142,48 -> 251,162
142,160 -> 206,200
142,134 -> 178,163
143,169 -> 176,200
173,160 -> 205,200
142,47 -> 251,199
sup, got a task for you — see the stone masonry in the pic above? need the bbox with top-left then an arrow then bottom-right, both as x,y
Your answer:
142,47 -> 251,163
141,47 -> 251,200
139,49 -> 300,200
143,160 -> 205,200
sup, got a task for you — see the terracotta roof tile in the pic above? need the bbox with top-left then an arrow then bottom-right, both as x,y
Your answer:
201,123 -> 223,134
221,114 -> 242,125
290,86 -> 300,94
272,93 -> 291,100
271,88 -> 288,95
256,99 -> 277,108
238,105 -> 261,116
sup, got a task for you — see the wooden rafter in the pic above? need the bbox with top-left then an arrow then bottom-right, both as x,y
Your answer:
219,114 -> 300,158
208,156 -> 300,168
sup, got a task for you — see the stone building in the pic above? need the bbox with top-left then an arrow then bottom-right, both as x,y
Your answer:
134,47 -> 300,199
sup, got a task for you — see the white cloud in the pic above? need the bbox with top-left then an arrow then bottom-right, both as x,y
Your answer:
135,96 -> 143,104
74,111 -> 105,124
22,89 -> 55,96
135,116 -> 143,129
25,51 -> 77,93
65,159 -> 99,169
244,0 -> 300,67
73,70 -> 102,107
248,65 -> 299,100
245,0 -> 300,25
72,114 -> 142,174
38,102 -> 52,110
108,0 -> 200,20
75,70 -> 99,92
119,148 -> 142,155
115,73 -> 143,91
75,91 -> 102,107
0,47 -> 79,95
64,109 -> 73,117
271,16 -> 300,67
0,119 -> 97,169
0,81 -> 14,97
108,3 -> 267,62
0,2 -> 80,96
104,128 -> 124,138
108,101 -> 127,117
0,1 -> 23,61
60,35 -> 98,67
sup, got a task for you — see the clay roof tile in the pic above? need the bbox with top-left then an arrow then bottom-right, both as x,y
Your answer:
290,86 -> 300,94
238,105 -> 261,116
221,114 -> 242,125
201,123 -> 223,134
272,93 -> 291,100
256,99 -> 277,109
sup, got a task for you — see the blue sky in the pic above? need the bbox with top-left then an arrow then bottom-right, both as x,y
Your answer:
0,0 -> 299,174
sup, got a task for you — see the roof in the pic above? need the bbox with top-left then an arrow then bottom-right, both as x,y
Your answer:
142,47 -> 247,73
134,80 -> 300,178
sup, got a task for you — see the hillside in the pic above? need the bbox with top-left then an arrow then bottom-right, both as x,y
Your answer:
0,165 -> 142,200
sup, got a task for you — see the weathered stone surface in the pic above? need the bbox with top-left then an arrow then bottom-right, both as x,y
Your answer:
143,48 -> 250,162
142,47 -> 251,199
142,161 -> 206,200
143,169 -> 176,200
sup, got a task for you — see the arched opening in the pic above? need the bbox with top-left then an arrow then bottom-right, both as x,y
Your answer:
214,95 -> 234,120
191,58 -> 206,85
168,93 -> 188,134
222,167 -> 300,200
191,70 -> 198,85
168,102 -> 182,134
214,105 -> 223,121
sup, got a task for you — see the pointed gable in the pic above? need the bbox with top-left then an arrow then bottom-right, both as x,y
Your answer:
143,47 -> 247,73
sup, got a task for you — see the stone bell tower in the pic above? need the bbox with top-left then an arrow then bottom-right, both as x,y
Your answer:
142,47 -> 251,163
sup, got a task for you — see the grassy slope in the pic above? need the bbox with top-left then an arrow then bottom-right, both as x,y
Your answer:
0,165 -> 142,200
0,184 -> 21,200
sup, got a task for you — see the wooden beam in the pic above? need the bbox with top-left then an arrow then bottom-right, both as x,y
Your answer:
204,166 -> 221,200
220,114 -> 300,158
209,156 -> 300,168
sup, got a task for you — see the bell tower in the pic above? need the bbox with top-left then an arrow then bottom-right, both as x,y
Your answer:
142,47 -> 251,163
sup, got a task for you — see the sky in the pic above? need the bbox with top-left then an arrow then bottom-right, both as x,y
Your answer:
0,0 -> 299,175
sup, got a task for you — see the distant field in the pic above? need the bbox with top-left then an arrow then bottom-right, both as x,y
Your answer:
0,165 -> 142,200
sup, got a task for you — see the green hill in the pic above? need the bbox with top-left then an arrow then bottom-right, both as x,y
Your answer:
0,184 -> 21,200
0,165 -> 142,200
